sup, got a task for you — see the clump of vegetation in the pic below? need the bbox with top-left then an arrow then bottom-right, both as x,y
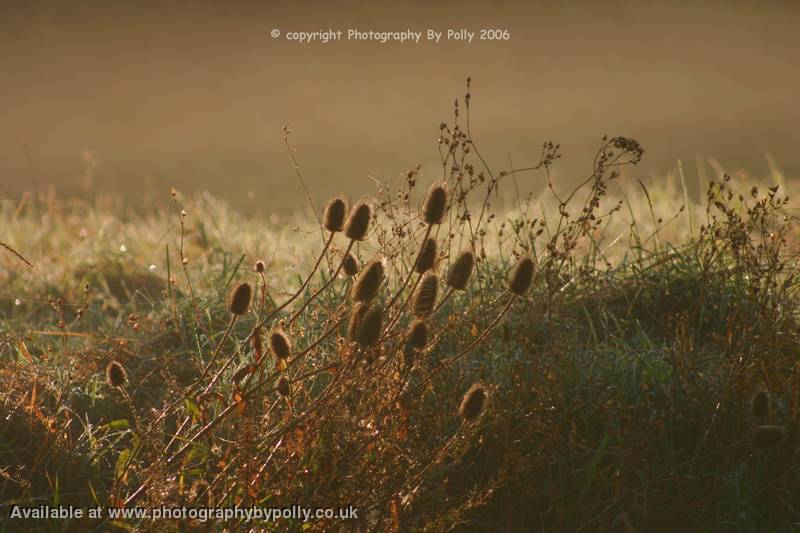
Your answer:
1,81 -> 799,531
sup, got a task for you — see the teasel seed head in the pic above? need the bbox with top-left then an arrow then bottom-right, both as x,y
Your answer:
458,383 -> 488,421
406,319 -> 429,349
344,198 -> 373,241
254,260 -> 266,273
228,282 -> 253,316
351,259 -> 384,303
270,329 -> 292,359
508,256 -> 535,296
752,425 -> 784,449
447,250 -> 475,291
751,389 -> 770,418
106,361 -> 127,388
252,327 -> 264,360
347,302 -> 370,341
412,273 -> 439,317
415,238 -> 437,274
421,182 -> 448,225
277,376 -> 291,397
354,305 -> 383,347
342,252 -> 360,277
322,196 -> 348,233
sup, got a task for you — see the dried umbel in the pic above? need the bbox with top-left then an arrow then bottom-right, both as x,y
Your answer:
508,256 -> 535,296
447,251 -> 474,291
323,196 -> 348,233
351,259 -> 384,303
228,282 -> 253,315
106,361 -> 127,388
421,182 -> 448,225
458,383 -> 488,421
406,319 -> 428,349
751,389 -> 770,418
415,238 -> 437,274
354,305 -> 383,347
752,425 -> 784,449
342,252 -> 360,277
277,376 -> 291,397
412,273 -> 438,317
254,260 -> 266,273
347,302 -> 370,341
270,330 -> 292,359
344,199 -> 373,241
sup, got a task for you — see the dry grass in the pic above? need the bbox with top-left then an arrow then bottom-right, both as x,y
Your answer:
1,89 -> 800,531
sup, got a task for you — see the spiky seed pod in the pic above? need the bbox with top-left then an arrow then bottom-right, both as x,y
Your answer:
751,389 -> 770,418
228,282 -> 253,316
406,319 -> 428,349
106,361 -> 127,388
354,305 -> 383,347
415,238 -> 437,274
447,251 -> 475,291
752,425 -> 784,449
277,376 -> 291,397
458,383 -> 488,421
323,196 -> 348,233
252,327 -> 264,360
344,199 -> 373,241
351,259 -> 384,303
347,302 -> 369,341
508,256 -> 535,296
412,273 -> 439,317
269,329 -> 292,359
421,183 -> 448,225
254,260 -> 266,273
342,252 -> 360,277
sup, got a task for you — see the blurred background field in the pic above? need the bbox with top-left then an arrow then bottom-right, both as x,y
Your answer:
1,0 -> 799,213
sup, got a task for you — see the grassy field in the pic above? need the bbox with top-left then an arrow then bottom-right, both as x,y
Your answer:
1,121 -> 800,531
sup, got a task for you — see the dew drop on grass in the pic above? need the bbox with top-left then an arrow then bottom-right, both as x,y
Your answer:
14,299 -> 21,306
148,264 -> 157,272
120,244 -> 127,253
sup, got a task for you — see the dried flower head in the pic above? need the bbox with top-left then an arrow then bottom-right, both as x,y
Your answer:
406,319 -> 428,349
254,260 -> 266,273
351,259 -> 384,303
508,256 -> 535,296
323,196 -> 348,233
270,330 -> 292,359
412,273 -> 438,317
277,376 -> 291,397
752,425 -> 784,449
228,282 -> 253,316
415,238 -> 437,274
422,182 -> 448,225
751,389 -> 770,418
342,252 -> 360,277
344,198 -> 373,241
106,361 -> 127,388
354,305 -> 383,347
458,383 -> 488,421
347,302 -> 370,341
447,251 -> 474,291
